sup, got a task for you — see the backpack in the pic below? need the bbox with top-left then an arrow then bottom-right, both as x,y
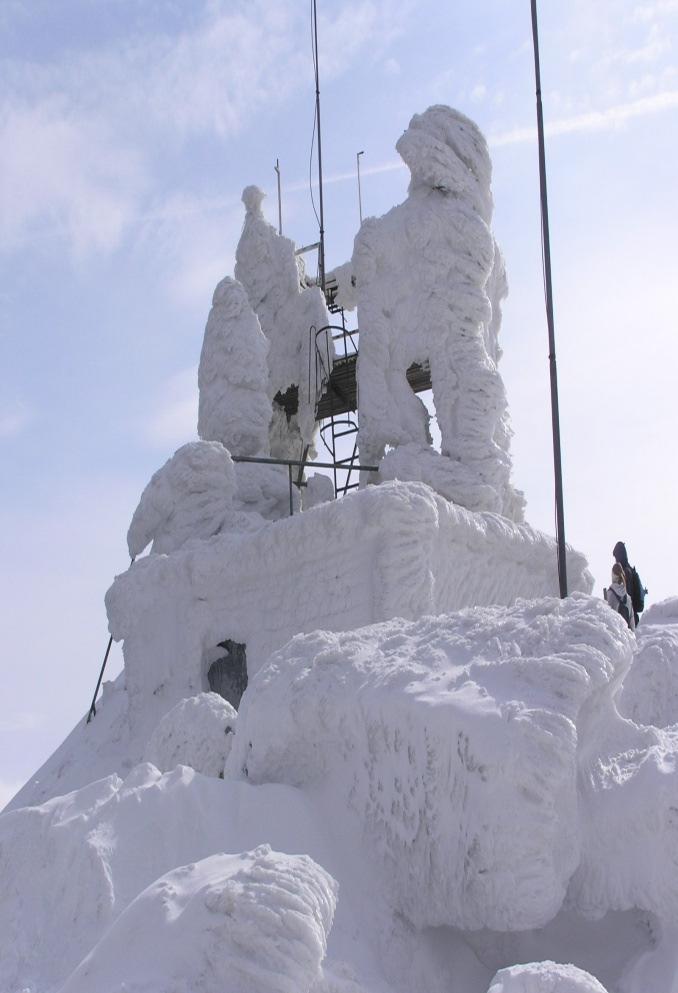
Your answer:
610,588 -> 632,627
629,567 -> 645,614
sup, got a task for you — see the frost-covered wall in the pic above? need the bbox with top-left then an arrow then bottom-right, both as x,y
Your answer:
107,482 -> 592,735
352,106 -> 524,521
235,185 -> 331,459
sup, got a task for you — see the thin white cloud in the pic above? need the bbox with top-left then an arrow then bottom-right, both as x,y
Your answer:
0,0 -> 410,258
491,90 -> 678,147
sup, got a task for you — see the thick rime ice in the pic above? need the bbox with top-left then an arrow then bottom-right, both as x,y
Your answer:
108,483 -> 592,737
60,846 -> 336,993
198,276 -> 271,457
352,106 -> 524,520
232,459 -> 300,520
487,961 -> 609,993
144,692 -> 237,777
302,471 -> 336,510
229,596 -> 678,932
235,185 -> 331,458
127,441 -> 243,557
618,597 -> 678,727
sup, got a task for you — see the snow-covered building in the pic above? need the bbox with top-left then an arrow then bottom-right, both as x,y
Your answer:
5,106 -> 678,993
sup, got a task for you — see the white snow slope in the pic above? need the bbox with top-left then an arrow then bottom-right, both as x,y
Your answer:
4,594 -> 678,993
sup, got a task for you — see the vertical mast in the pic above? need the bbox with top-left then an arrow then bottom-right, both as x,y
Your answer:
312,0 -> 326,293
530,0 -> 568,598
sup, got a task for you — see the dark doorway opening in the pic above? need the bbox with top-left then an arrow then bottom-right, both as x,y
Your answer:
207,640 -> 248,709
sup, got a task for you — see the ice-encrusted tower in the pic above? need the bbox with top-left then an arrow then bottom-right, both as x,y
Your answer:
352,105 -> 525,521
235,185 -> 331,460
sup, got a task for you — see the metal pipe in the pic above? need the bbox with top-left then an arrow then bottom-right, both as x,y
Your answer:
231,454 -> 378,472
530,0 -> 568,599
274,158 -> 282,235
312,0 -> 326,293
288,464 -> 294,516
357,150 -> 364,225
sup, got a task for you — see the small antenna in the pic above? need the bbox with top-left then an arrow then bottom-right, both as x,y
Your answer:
274,158 -> 282,235
357,150 -> 365,225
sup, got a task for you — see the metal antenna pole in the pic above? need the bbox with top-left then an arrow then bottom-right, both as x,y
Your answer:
357,150 -> 364,224
312,0 -> 326,292
530,0 -> 568,598
275,158 -> 282,235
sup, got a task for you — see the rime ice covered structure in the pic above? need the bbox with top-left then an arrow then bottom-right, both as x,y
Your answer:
235,184 -> 331,459
9,105 -> 678,993
350,106 -> 524,520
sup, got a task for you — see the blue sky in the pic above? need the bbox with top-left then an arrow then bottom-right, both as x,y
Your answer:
2,0 -> 677,805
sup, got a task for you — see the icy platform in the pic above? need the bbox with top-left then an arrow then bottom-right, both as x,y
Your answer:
106,480 -> 592,734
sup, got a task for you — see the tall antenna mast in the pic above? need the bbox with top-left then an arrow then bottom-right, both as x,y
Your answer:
530,0 -> 568,598
312,0 -> 326,293
274,158 -> 282,235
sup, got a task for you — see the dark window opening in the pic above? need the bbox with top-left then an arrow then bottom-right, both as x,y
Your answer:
207,640 -> 248,709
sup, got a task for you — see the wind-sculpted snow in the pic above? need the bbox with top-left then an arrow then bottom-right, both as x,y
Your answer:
60,845 -> 336,993
618,598 -> 678,727
235,185 -> 331,457
229,595 -> 678,932
144,692 -> 237,778
126,441 -> 251,557
198,276 -> 271,457
0,762 -> 336,991
487,961 -> 609,993
352,106 -> 524,520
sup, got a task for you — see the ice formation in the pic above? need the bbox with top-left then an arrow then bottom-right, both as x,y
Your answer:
351,106 -> 524,520
144,692 -> 237,777
618,597 -> 678,726
487,961 -> 609,993
229,595 -> 678,933
198,275 -> 271,456
235,185 -> 331,458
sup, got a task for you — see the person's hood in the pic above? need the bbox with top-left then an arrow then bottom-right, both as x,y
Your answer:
613,541 -> 629,566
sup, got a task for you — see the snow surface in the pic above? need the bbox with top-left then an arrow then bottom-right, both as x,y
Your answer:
351,106 -> 524,520
144,691 -> 237,777
60,845 -> 336,993
487,961 -> 608,993
618,597 -> 678,726
228,594 -> 678,934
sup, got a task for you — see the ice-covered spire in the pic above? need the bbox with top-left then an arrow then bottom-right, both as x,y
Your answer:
235,185 -> 331,459
353,105 -> 524,521
198,276 -> 271,457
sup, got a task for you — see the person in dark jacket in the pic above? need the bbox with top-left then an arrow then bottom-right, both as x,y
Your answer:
613,541 -> 645,627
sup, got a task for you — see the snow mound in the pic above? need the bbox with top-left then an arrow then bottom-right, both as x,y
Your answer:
618,601 -> 678,727
487,961 -> 608,993
144,692 -> 237,777
233,458 -> 300,520
379,442 -> 503,514
127,441 -> 241,557
0,762 -> 333,991
60,844 -> 337,993
198,275 -> 271,457
228,595 -> 634,931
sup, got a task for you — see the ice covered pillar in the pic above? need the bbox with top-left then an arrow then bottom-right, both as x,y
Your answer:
234,185 -> 331,460
353,106 -> 525,521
